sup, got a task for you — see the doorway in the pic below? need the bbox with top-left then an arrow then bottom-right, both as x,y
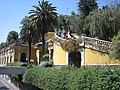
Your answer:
69,51 -> 81,67
20,53 -> 26,62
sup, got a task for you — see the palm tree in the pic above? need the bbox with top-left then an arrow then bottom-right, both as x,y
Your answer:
29,0 -> 58,57
20,16 -> 37,63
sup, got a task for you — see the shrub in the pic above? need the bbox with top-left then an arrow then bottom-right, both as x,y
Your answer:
110,31 -> 120,59
42,54 -> 49,61
7,62 -> 27,67
41,54 -> 53,67
23,66 -> 120,90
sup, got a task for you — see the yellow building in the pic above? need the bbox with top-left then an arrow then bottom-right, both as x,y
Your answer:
42,32 -> 120,66
3,32 -> 118,66
0,41 -> 37,65
38,32 -> 81,66
84,48 -> 120,65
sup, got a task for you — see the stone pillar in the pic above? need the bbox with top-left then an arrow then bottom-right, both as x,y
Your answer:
36,50 -> 41,65
0,54 -> 1,64
66,51 -> 69,65
80,48 -> 85,66
80,34 -> 86,66
18,46 -> 20,62
49,49 -> 51,61
8,50 -> 10,64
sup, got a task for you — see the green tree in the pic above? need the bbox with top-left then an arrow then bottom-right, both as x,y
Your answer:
78,0 -> 98,17
69,11 -> 84,34
83,5 -> 120,41
7,31 -> 18,43
0,42 -> 6,48
57,12 -> 84,35
76,0 -> 98,36
29,0 -> 58,56
109,31 -> 120,59
57,15 -> 69,31
20,16 -> 37,63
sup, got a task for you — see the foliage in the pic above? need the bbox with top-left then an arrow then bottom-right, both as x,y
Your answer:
0,42 -> 7,49
20,16 -> 37,63
29,0 -> 58,55
68,12 -> 83,34
56,1 -> 120,42
78,0 -> 98,17
42,54 -> 49,61
57,15 -> 69,31
7,31 -> 18,43
23,66 -> 120,90
41,54 -> 53,67
57,13 -> 84,35
112,31 -> 120,41
84,6 -> 120,41
20,16 -> 37,43
40,61 -> 53,67
109,31 -> 120,59
58,38 -> 80,52
23,66 -> 70,90
7,62 -> 27,67
56,1 -> 120,41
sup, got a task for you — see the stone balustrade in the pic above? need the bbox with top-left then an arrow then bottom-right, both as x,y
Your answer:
55,34 -> 113,53
84,37 -> 112,53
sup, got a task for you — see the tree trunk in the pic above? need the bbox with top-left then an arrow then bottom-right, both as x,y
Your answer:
42,33 -> 45,59
41,17 -> 46,60
28,39 -> 31,64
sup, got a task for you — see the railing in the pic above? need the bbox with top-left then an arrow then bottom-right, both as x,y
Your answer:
84,37 -> 112,53
55,34 -> 112,53
55,34 -> 66,41
0,74 -> 11,83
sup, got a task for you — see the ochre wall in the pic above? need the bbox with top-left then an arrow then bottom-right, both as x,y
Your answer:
14,47 -> 28,62
14,49 -> 18,62
53,43 -> 67,65
31,48 -> 37,63
14,46 -> 37,63
85,48 -> 120,65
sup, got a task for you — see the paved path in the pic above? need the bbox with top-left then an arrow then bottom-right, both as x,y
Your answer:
0,79 -> 11,90
0,77 -> 19,90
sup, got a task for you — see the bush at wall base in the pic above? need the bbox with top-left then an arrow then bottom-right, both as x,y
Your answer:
23,66 -> 120,90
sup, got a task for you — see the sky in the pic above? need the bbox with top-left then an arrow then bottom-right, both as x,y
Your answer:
0,0 -> 113,43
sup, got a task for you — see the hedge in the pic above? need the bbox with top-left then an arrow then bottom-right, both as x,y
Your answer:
7,62 -> 27,67
23,66 -> 120,90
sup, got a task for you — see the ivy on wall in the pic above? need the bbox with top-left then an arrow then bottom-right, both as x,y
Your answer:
54,37 -> 82,52
60,39 -> 79,52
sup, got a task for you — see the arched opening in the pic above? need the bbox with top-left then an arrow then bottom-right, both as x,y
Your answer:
20,53 -> 26,62
69,51 -> 81,67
